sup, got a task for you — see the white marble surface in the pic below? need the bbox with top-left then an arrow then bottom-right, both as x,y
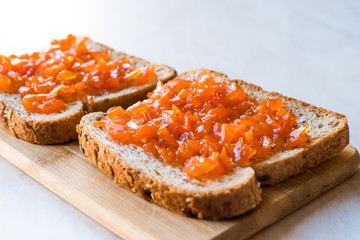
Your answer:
0,0 -> 359,239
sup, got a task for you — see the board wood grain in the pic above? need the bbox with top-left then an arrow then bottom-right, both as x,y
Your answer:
0,127 -> 358,240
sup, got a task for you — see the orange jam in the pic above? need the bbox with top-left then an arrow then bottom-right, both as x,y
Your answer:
0,34 -> 157,114
94,71 -> 310,179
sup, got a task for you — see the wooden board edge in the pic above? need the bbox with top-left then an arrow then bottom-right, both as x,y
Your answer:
0,133 -> 358,240
212,145 -> 360,240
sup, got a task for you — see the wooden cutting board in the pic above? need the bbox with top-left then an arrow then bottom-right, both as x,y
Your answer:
0,127 -> 358,240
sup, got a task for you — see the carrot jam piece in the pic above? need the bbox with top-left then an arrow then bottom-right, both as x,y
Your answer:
0,34 -> 157,114
94,71 -> 310,179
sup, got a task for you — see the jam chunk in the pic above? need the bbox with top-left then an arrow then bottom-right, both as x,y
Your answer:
0,34 -> 157,114
94,71 -> 310,179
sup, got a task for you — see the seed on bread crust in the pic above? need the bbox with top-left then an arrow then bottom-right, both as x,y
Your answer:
125,171 -> 134,184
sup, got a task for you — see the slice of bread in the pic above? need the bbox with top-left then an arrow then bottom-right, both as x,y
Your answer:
77,69 -> 348,219
177,69 -> 349,185
0,37 -> 176,144
78,112 -> 262,220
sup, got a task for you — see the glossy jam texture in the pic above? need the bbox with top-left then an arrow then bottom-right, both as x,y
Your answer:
94,71 -> 310,179
0,34 -> 157,114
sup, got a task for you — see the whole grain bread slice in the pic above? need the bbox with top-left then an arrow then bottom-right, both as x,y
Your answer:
78,112 -> 261,220
0,37 -> 176,144
77,69 -> 348,219
175,69 -> 349,185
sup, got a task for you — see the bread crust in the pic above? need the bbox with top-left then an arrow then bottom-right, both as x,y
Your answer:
0,37 -> 176,144
0,99 -> 85,144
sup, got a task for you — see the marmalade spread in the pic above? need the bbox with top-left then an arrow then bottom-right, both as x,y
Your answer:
0,34 -> 157,114
94,71 -> 310,179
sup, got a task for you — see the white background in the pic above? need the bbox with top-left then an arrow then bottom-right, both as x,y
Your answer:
0,0 -> 359,239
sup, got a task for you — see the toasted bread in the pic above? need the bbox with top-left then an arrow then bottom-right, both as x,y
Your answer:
77,69 -> 348,219
0,37 -> 176,144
